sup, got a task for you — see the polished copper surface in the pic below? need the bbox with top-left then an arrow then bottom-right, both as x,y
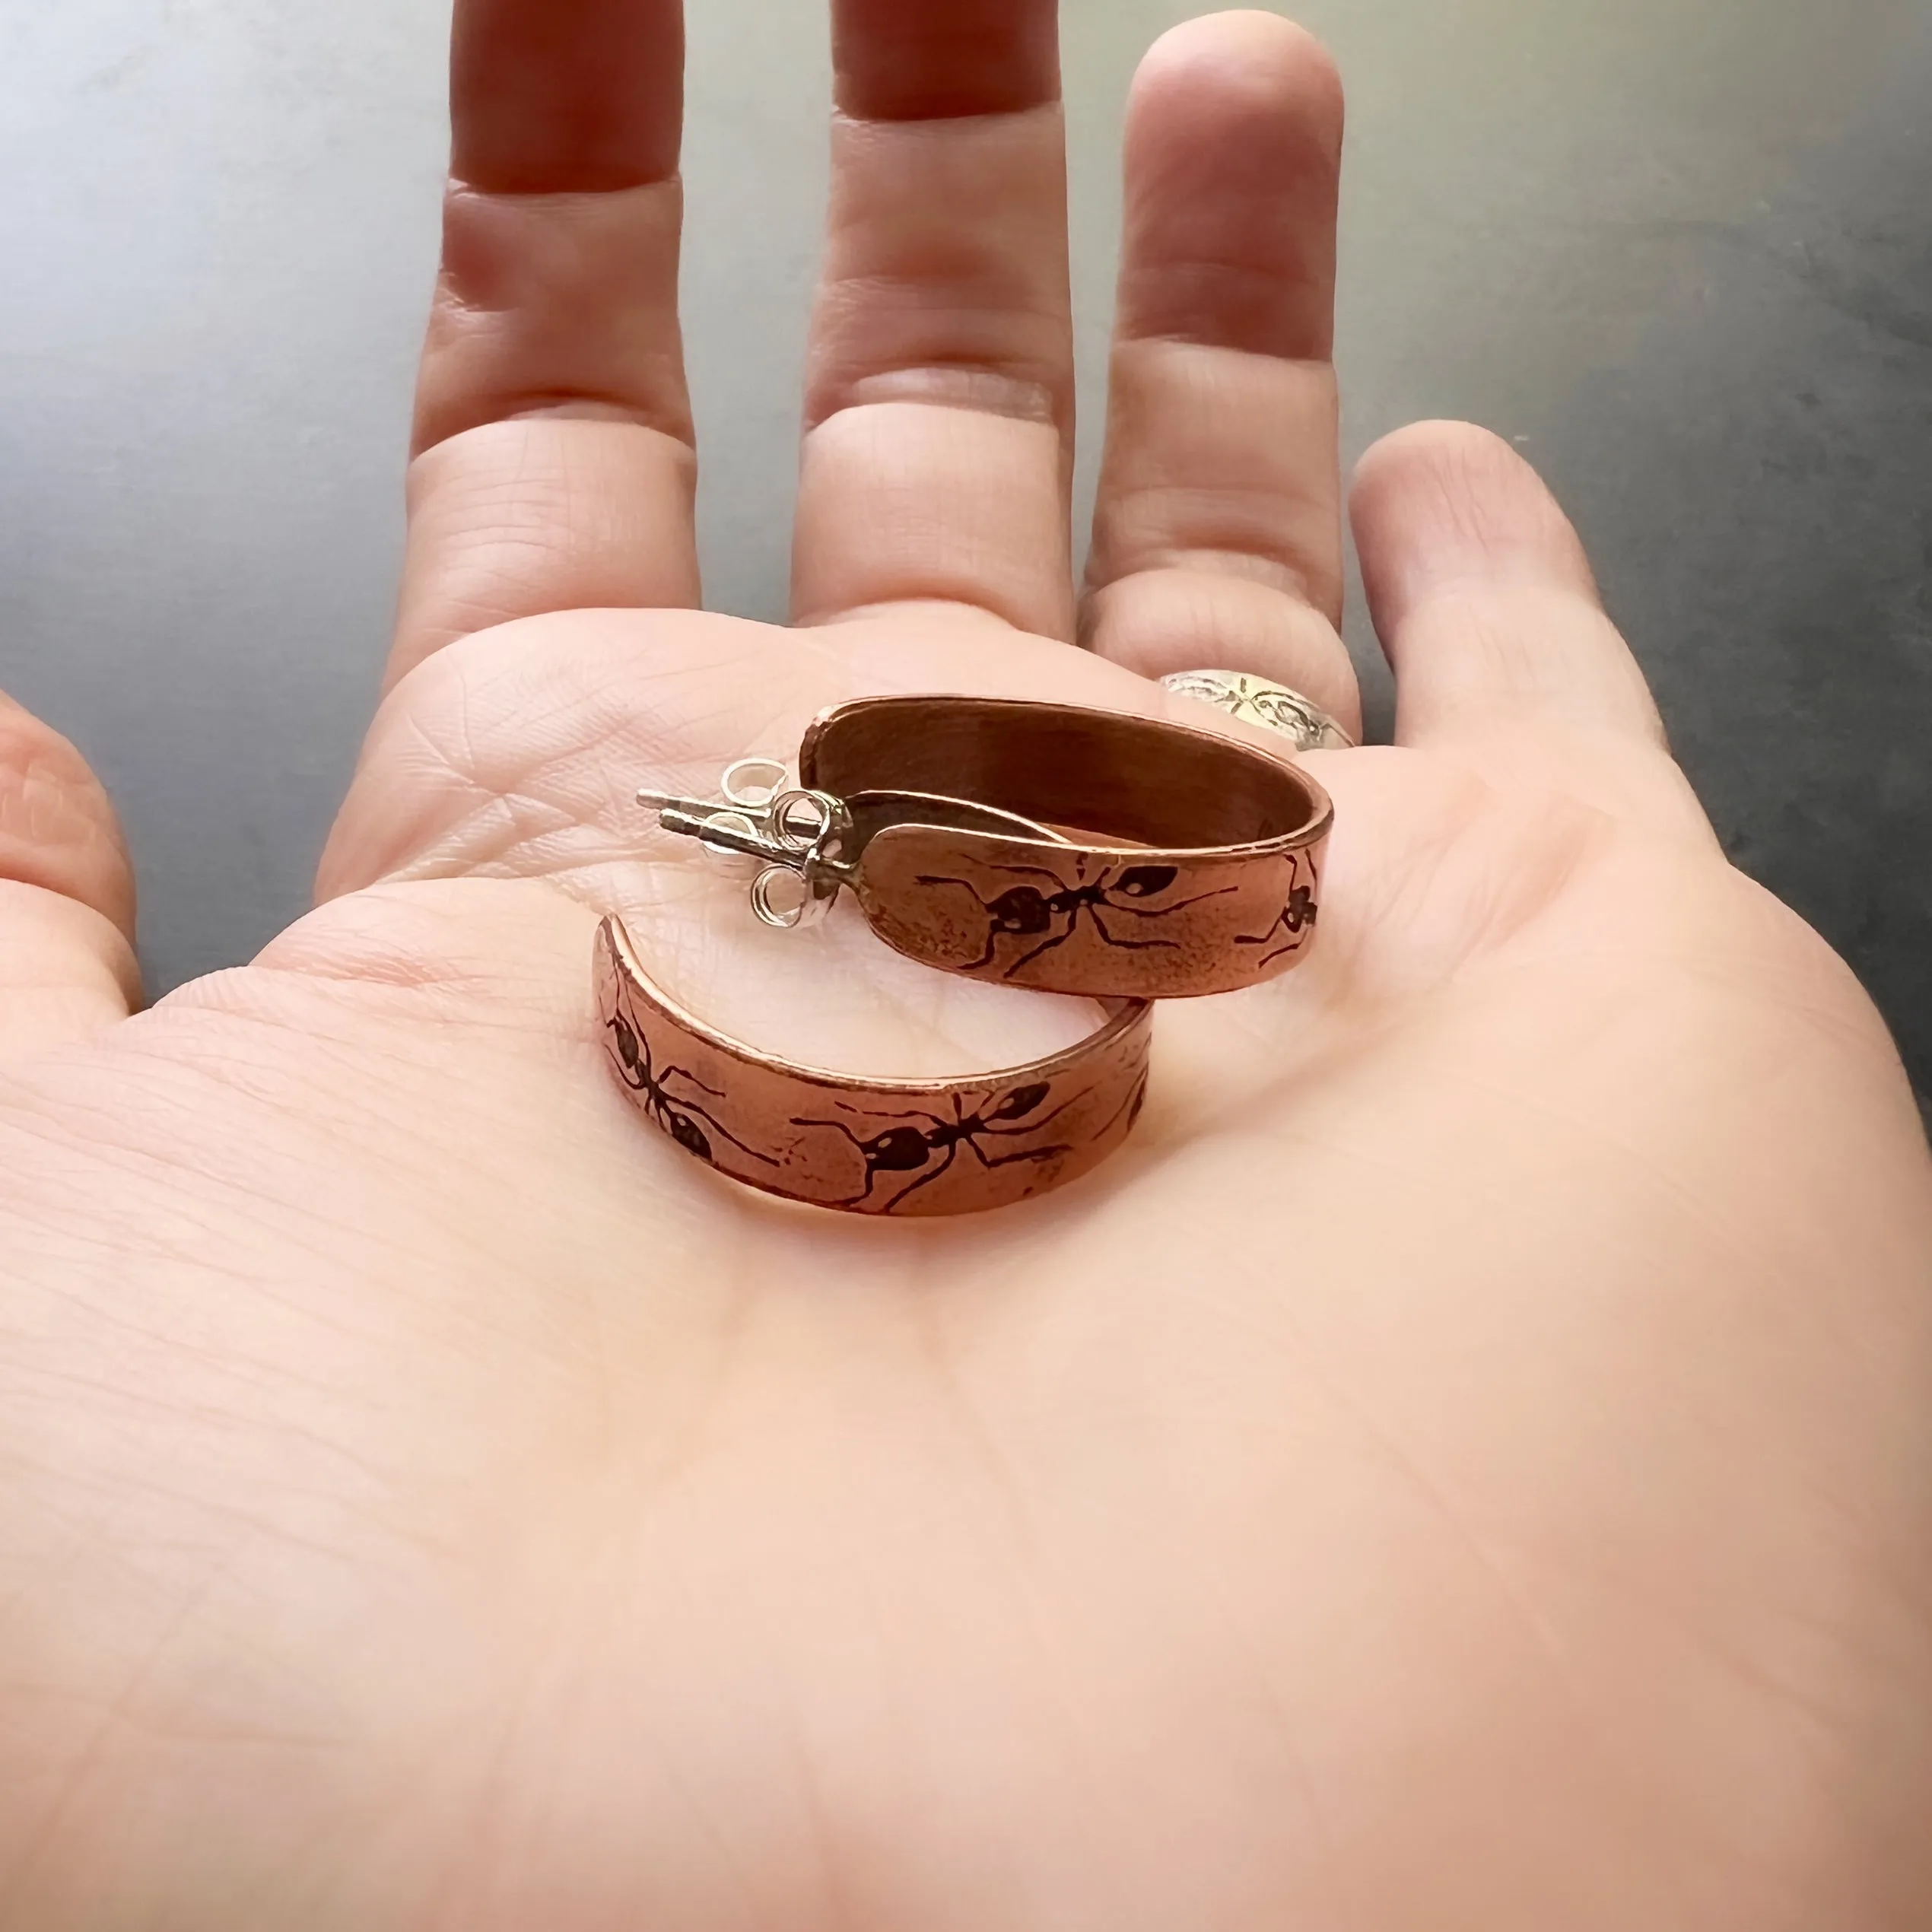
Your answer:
800,696 -> 1333,997
595,917 -> 1153,1217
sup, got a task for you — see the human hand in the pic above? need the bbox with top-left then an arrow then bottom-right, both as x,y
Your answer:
2,2 -> 1929,1924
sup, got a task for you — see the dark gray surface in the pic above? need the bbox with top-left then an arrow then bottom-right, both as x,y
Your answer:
1546,100 -> 1932,1117
3,1 -> 1928,1099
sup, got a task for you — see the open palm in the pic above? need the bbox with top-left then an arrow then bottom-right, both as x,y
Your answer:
2,3 -> 1928,1926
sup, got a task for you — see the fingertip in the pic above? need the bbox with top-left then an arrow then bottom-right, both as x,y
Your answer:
1349,422 -> 1676,761
1352,418 -> 1536,505
1132,11 -> 1343,144
1351,419 -> 1544,524
1350,421 -> 1600,640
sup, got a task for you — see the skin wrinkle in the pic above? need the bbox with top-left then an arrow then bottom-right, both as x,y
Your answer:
1497,1558 -> 1902,1908
1306,800 -> 1600,999
408,429 -> 688,548
1527,1536 -> 1913,1760
423,1480 -> 653,1932
1099,337 -> 1336,413
807,598 -> 1023,640
634,1744 -> 768,1932
1403,591 -> 1648,698
1176,1578 -> 1366,1929
808,199 -> 1069,297
1408,440 -> 1575,587
1457,917 -> 1880,1039
387,793 -> 583,883
0,1179 -> 441,1370
239,908 -> 571,1005
0,1022 -> 531,1301
551,1457 -> 801,1928
332,701 -> 507,884
1450,799 -> 1622,961
794,91 -> 1076,636
802,588 -> 1046,636
1095,524 -> 1338,613
0,1081 -> 303,1219
4,1350 -> 404,1501
353,731 -> 632,884
605,1247 -> 758,1503
415,431 -> 695,560
1420,1060 -> 1781,1279
799,411 -> 1073,614
784,1712 -> 860,1932
415,192 -> 694,459
1117,265 -> 1333,351
415,439 -> 544,526
911,1295 -> 1043,1579
1120,545 -> 1321,604
424,534 -> 588,618
1182,1239 -> 1640,1833
805,336 -> 1068,437
1129,335 -> 1333,373
896,1356 -> 1231,1924
427,394 -> 695,450
442,180 -> 685,230
714,1352 -> 923,1924
343,695 -> 526,885
28,1034 -> 475,1267
23,1465 -> 420,1601
833,367 -> 1060,424
815,105 -> 1069,213
0,1543 -> 244,1918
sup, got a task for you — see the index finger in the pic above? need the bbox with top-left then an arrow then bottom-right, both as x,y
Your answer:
389,0 -> 700,688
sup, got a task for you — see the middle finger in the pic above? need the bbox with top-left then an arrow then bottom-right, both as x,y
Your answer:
790,0 -> 1078,640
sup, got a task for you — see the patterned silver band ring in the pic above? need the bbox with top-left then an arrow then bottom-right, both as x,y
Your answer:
1160,670 -> 1358,753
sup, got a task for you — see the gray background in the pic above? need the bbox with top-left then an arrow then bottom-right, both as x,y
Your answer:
3,0 -> 1929,1103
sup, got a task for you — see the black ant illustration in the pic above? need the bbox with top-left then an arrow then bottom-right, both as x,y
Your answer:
794,1082 -> 1082,1213
605,1004 -> 775,1170
916,859 -> 1237,980
1236,881 -> 1318,966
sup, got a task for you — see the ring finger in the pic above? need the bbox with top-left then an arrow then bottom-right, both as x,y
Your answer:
1083,12 -> 1358,736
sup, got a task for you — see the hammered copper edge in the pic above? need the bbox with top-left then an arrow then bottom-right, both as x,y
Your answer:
593,917 -> 1154,1218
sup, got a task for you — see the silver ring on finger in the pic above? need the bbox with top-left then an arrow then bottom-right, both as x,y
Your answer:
1161,670 -> 1358,752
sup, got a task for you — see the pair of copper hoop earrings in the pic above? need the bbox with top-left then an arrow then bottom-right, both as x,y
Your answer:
596,686 -> 1339,1218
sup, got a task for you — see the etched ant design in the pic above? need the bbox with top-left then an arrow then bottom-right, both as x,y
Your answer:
605,999 -> 775,1170
793,1082 -> 1084,1214
914,857 -> 1238,980
1236,866 -> 1319,967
